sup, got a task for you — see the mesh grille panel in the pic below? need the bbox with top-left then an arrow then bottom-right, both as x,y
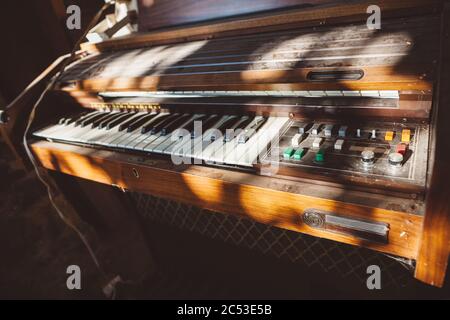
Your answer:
130,192 -> 414,289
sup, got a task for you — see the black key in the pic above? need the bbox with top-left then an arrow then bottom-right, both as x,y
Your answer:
248,117 -> 267,132
224,116 -> 252,142
141,113 -> 170,134
210,116 -> 239,141
79,112 -> 108,127
63,112 -> 88,126
148,114 -> 179,135
160,114 -> 192,136
106,112 -> 139,130
216,116 -> 239,133
183,115 -> 208,136
190,115 -> 221,139
234,116 -> 254,130
125,113 -> 158,132
58,117 -> 67,125
90,112 -> 118,129
74,111 -> 101,126
202,115 -> 221,131
98,112 -> 128,129
237,117 -> 267,144
70,111 -> 89,122
108,112 -> 143,131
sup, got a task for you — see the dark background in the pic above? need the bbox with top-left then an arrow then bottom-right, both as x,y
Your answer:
0,1 -> 105,299
0,0 -> 104,107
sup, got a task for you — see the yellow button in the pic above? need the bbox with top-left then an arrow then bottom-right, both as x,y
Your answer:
385,131 -> 394,141
401,129 -> 411,143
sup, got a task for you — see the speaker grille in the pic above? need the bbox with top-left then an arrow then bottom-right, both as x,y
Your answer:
130,192 -> 414,289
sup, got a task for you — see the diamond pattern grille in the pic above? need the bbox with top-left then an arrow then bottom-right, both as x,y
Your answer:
130,192 -> 414,289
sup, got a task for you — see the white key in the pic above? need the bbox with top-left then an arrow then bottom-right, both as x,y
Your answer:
112,113 -> 163,148
73,112 -> 120,143
82,112 -> 137,144
199,138 -> 226,163
34,124 -> 63,139
222,117 -> 268,165
95,112 -> 147,146
36,121 -> 79,140
125,113 -> 173,150
206,116 -> 256,164
143,135 -> 171,152
77,112 -> 122,143
155,114 -> 210,154
236,117 -> 289,166
33,112 -> 100,139
143,114 -> 192,153
189,117 -> 232,160
133,134 -> 162,151
54,112 -> 110,142
185,115 -> 231,159
115,128 -> 147,148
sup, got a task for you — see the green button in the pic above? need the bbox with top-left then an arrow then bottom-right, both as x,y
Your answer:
283,147 -> 295,159
294,148 -> 306,160
315,149 -> 326,162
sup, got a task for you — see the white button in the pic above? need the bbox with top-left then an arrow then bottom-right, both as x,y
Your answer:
311,124 -> 321,135
298,123 -> 309,134
338,126 -> 348,137
312,137 -> 323,149
291,133 -> 304,147
356,129 -> 362,138
334,139 -> 344,150
371,129 -> 377,139
324,125 -> 333,137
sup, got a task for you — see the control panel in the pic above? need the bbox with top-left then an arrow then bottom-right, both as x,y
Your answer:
260,120 -> 429,194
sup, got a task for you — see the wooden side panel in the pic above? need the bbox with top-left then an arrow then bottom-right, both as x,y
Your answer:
137,0 -> 334,32
29,140 -> 423,260
415,4 -> 450,288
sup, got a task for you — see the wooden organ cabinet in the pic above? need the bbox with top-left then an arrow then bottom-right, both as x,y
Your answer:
1,0 -> 450,289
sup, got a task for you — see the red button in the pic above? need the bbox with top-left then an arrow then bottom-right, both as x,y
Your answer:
396,143 -> 408,155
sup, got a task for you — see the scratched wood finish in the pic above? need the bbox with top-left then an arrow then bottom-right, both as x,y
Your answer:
414,3 -> 450,288
63,66 -> 433,93
137,0 -> 335,32
64,14 -> 439,93
81,0 -> 442,53
30,140 -> 423,260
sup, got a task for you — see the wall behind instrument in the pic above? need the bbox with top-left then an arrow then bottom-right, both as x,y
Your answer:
0,0 -> 104,104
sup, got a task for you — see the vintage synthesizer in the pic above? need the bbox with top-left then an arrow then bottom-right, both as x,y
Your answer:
33,105 -> 429,196
1,0 -> 449,288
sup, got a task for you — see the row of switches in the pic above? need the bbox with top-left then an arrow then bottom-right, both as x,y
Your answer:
284,147 -> 323,162
302,124 -> 348,137
298,123 -> 411,142
292,135 -> 343,150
